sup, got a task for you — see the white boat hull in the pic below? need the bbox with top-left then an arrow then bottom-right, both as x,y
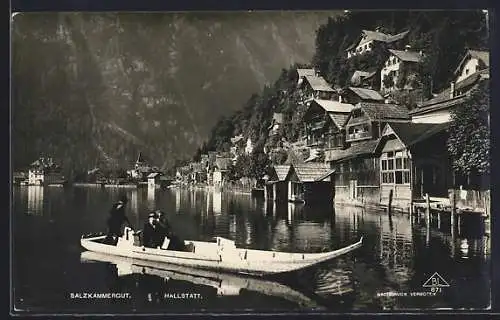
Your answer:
80,230 -> 363,276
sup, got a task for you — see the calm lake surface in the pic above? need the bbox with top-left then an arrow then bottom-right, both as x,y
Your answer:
12,185 -> 491,314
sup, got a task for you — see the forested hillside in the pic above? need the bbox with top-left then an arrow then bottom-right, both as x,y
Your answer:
11,11 -> 334,177
203,10 -> 488,165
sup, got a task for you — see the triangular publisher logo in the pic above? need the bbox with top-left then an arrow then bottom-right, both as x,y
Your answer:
422,272 -> 450,288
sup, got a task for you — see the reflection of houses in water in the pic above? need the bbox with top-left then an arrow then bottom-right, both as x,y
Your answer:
175,188 -> 181,213
378,214 -> 414,284
147,186 -> 156,211
213,191 -> 222,214
129,189 -> 139,225
229,214 -> 237,239
27,186 -> 44,215
293,222 -> 332,252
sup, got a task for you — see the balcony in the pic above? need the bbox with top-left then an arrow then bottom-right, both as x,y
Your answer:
346,131 -> 372,142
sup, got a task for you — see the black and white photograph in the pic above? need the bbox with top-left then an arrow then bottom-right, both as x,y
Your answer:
11,10 -> 491,314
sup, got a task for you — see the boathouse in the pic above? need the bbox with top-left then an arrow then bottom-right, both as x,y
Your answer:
326,101 -> 410,206
375,122 -> 451,210
264,165 -> 291,202
284,163 -> 335,204
147,172 -> 161,188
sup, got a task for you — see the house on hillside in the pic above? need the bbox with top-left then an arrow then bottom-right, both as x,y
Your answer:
376,122 -> 451,210
326,102 -> 410,205
284,163 -> 335,203
212,157 -> 232,187
296,68 -> 317,86
28,157 -> 66,186
411,49 -> 489,123
302,99 -> 354,162
127,152 -> 153,180
346,28 -> 409,59
380,48 -> 424,93
341,87 -> 385,105
245,137 -> 254,155
345,102 -> 410,144
298,74 -> 336,103
268,113 -> 284,136
264,165 -> 291,202
351,70 -> 378,89
190,162 -> 206,184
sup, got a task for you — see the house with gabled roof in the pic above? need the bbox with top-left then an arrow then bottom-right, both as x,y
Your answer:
326,102 -> 411,206
346,29 -> 409,59
411,49 -> 489,124
298,74 -> 336,103
296,68 -> 317,86
28,157 -> 66,186
284,163 -> 335,204
350,70 -> 378,89
380,48 -> 424,93
375,122 -> 451,209
264,164 -> 292,202
341,87 -> 385,105
302,99 -> 354,161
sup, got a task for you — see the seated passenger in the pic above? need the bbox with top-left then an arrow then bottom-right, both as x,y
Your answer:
142,212 -> 157,248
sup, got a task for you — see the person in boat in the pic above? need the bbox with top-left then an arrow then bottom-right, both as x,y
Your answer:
105,194 -> 132,244
142,212 -> 158,248
153,210 -> 186,251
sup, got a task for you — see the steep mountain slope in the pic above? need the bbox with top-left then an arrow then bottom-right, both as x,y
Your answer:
11,11 -> 338,175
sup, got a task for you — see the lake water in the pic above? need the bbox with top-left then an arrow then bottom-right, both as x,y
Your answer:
12,185 -> 491,314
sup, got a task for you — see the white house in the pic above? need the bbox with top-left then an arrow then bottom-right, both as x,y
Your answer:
147,172 -> 161,188
28,157 -> 65,186
346,29 -> 409,59
380,49 -> 423,93
410,49 -> 489,124
245,138 -> 254,155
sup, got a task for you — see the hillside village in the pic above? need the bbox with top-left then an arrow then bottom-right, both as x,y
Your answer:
177,15 -> 490,212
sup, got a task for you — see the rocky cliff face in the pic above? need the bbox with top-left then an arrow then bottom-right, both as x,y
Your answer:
11,11 -> 337,174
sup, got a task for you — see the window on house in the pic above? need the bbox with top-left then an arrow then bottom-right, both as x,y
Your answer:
381,151 -> 411,185
465,68 -> 469,75
476,65 -> 480,72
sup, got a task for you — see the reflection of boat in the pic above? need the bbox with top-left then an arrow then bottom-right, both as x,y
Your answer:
81,228 -> 363,276
80,251 -> 320,308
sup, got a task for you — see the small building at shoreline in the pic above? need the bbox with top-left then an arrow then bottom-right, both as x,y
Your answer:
284,163 -> 335,204
264,165 -> 291,202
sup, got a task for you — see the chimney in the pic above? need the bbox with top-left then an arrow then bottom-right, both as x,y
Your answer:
450,81 -> 455,99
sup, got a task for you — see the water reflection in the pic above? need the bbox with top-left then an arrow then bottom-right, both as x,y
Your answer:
147,186 -> 156,211
27,186 -> 44,215
80,251 -> 325,309
12,187 -> 491,312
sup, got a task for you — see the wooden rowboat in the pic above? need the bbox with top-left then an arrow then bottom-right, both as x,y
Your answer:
80,227 -> 363,276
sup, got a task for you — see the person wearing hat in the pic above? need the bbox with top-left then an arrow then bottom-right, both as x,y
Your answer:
106,194 -> 132,245
143,212 -> 158,248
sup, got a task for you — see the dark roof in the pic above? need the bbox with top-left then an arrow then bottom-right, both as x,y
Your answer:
356,102 -> 410,121
410,94 -> 469,116
325,139 -> 380,162
388,49 -> 423,63
290,163 -> 332,182
347,87 -> 384,101
303,75 -> 335,92
381,122 -> 450,148
454,50 -> 489,75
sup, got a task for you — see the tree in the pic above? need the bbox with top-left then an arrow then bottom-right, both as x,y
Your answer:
447,81 -> 489,176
